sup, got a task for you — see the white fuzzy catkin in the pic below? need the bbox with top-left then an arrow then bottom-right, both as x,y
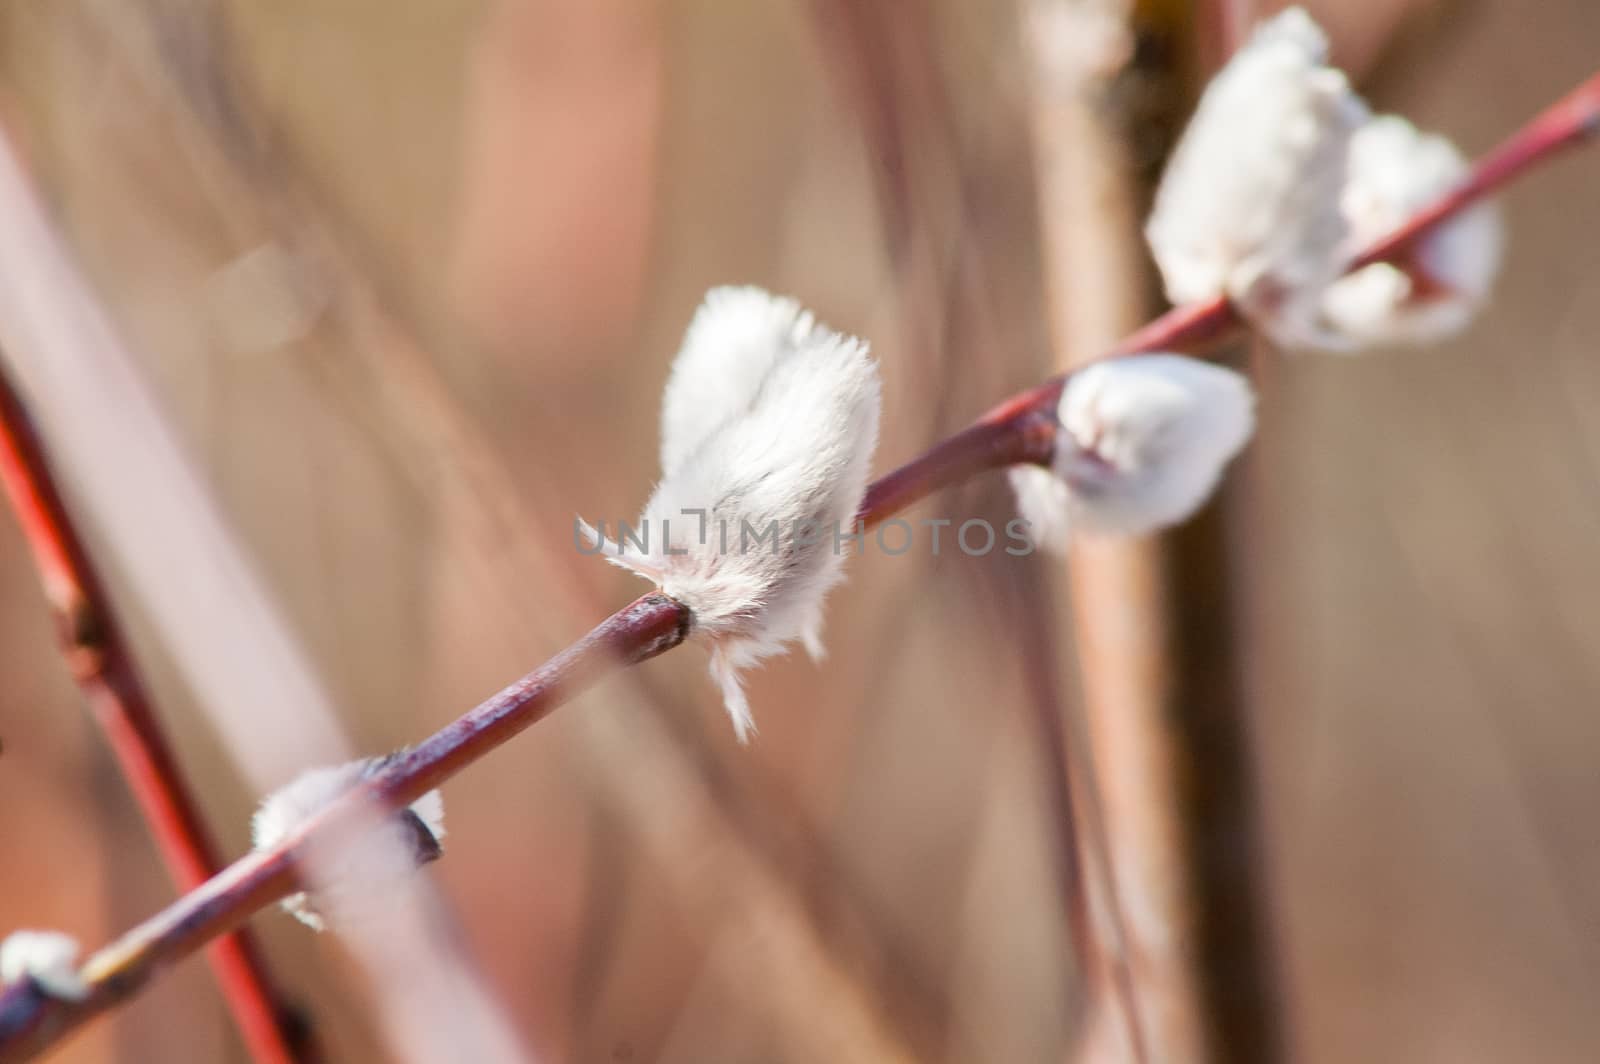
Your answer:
1010,355 -> 1256,546
1317,114 -> 1505,348
1,930 -> 88,1001
251,756 -> 446,931
1145,8 -> 1368,347
584,286 -> 881,741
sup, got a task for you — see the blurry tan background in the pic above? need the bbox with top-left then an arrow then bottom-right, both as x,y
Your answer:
1,0 -> 1598,1061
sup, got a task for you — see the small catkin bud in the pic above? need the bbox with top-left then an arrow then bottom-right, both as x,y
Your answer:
1008,464 -> 1075,556
251,755 -> 445,932
0,930 -> 88,1001
582,286 -> 882,741
1010,354 -> 1256,547
1317,114 -> 1505,348
1145,7 -> 1368,347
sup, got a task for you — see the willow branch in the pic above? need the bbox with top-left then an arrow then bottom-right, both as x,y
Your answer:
0,367 -> 311,1063
1118,68 -> 1600,362
1353,69 -> 1600,270
1,64 -> 1595,1064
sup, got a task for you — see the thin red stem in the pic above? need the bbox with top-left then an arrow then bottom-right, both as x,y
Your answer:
1353,70 -> 1600,270
856,411 -> 1057,528
0,368 -> 309,1064
1034,68 -> 1600,409
1,63 -> 1596,1064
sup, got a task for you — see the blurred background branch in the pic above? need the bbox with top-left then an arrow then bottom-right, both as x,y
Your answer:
0,363 -> 312,1064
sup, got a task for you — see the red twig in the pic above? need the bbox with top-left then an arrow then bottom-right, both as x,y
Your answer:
856,414 -> 1057,528
1043,68 -> 1600,399
1353,69 -> 1600,270
0,368 -> 310,1063
0,63 -> 1595,1064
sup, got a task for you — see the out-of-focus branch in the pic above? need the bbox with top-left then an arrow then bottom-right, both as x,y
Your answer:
1022,2 -> 1165,1059
0,62 -> 1595,1064
0,366 -> 311,1064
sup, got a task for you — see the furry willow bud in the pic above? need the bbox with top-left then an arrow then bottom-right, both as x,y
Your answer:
0,930 -> 87,1001
583,286 -> 881,741
1010,355 -> 1256,547
1146,8 -> 1367,347
251,755 -> 445,931
1319,115 -> 1506,348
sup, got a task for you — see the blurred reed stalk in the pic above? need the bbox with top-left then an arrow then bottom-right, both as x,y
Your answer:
1023,2 -> 1176,1058
1,45 -> 1596,1064
0,363 -> 312,1064
1027,1 -> 1282,1058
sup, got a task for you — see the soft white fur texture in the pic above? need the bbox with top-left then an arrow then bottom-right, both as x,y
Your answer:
251,756 -> 445,931
1007,465 -> 1075,555
659,287 -> 815,478
1145,8 -> 1368,347
585,286 -> 881,740
0,930 -> 87,1001
1319,115 -> 1505,347
1011,355 -> 1256,546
